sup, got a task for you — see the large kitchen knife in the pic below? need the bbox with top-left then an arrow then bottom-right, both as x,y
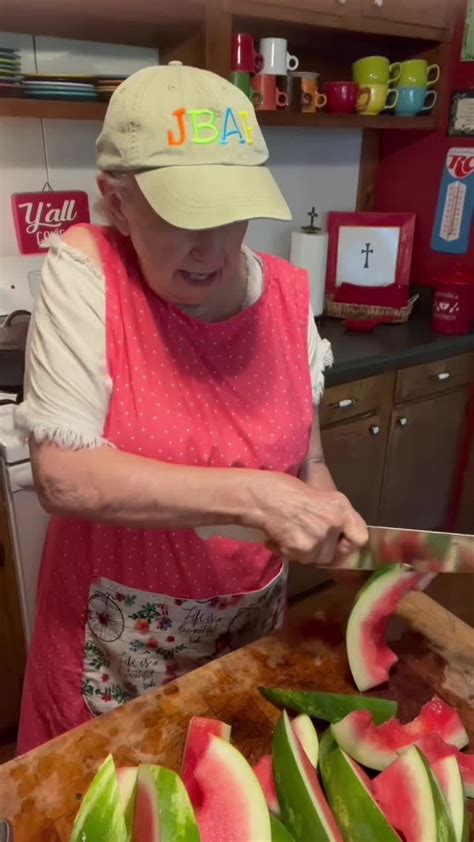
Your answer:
195,524 -> 474,573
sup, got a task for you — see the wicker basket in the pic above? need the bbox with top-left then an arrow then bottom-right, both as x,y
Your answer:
324,294 -> 419,324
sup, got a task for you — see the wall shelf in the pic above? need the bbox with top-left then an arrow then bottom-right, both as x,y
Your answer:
0,97 -> 438,132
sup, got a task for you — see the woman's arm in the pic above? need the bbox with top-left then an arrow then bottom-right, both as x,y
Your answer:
299,410 -> 336,492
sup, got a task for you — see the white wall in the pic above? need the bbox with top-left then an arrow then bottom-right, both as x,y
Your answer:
0,33 -> 362,264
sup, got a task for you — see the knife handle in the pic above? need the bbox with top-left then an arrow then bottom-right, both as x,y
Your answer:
0,819 -> 13,841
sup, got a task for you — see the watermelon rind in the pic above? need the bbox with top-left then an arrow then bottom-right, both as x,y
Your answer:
346,564 -> 424,692
193,734 -> 271,842
273,710 -> 342,842
292,714 -> 319,767
254,754 -> 281,816
259,687 -> 398,724
432,755 -> 469,842
116,766 -> 138,835
318,730 -> 401,842
70,754 -> 129,842
140,765 -> 201,841
373,746 -> 457,842
270,814 -> 296,842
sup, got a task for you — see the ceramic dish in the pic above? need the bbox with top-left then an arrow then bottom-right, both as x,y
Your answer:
23,81 -> 96,90
24,91 -> 98,100
23,73 -> 94,83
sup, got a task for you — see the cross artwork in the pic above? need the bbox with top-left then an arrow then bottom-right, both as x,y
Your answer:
361,242 -> 374,269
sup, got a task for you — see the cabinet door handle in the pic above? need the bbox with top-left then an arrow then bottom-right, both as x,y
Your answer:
374,0 -> 383,6
397,416 -> 408,428
369,424 -> 380,436
430,372 -> 452,382
329,398 -> 357,410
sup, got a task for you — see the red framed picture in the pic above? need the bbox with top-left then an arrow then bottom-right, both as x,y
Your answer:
326,212 -> 416,310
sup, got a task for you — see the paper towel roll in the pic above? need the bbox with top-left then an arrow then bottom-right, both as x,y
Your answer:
290,231 -> 328,317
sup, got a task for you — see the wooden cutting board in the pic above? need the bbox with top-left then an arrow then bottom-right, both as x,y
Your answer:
1,582 -> 473,841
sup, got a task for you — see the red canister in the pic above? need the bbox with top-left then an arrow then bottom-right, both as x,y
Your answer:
432,265 -> 474,335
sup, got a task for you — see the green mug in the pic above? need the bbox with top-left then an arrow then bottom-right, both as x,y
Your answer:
397,59 -> 440,88
356,83 -> 399,116
230,70 -> 251,98
353,55 -> 401,86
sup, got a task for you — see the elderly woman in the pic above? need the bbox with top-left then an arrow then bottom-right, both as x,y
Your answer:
15,62 -> 367,753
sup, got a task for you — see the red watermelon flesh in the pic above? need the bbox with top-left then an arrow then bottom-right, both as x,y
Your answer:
254,755 -> 280,816
331,697 -> 469,771
193,734 -> 271,842
182,716 -> 231,809
414,735 -> 474,798
134,767 -> 160,841
293,730 -> 343,840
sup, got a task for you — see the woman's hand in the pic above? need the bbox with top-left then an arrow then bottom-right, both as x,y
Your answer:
251,472 -> 368,567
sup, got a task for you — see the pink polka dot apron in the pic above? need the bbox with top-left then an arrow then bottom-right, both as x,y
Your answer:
17,225 -> 313,753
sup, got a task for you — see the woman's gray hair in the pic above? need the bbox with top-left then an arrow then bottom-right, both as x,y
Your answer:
95,170 -> 136,221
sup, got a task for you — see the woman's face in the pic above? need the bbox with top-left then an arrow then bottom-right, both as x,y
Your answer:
100,174 -> 248,308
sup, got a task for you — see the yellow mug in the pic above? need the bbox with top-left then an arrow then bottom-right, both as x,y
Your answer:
357,83 -> 399,116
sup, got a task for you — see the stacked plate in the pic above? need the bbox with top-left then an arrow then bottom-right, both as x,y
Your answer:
22,74 -> 98,101
0,47 -> 23,98
95,75 -> 128,100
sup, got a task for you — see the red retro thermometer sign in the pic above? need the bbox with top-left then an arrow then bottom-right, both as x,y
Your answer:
431,148 -> 474,255
11,190 -> 90,255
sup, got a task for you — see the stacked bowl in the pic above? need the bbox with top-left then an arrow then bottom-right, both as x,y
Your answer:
0,46 -> 23,98
95,75 -> 128,101
22,74 -> 98,101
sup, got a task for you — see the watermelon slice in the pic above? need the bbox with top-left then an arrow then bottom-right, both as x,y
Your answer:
193,734 -> 271,842
372,745 -> 457,842
117,766 -> 138,835
270,814 -> 295,841
70,754 -> 129,842
254,755 -> 280,816
318,730 -> 401,841
431,755 -> 469,842
331,696 -> 469,771
346,564 -> 434,692
292,714 -> 319,767
254,715 -> 318,817
413,734 -> 474,799
182,716 -> 231,809
134,764 -> 200,842
260,687 -> 398,724
273,710 -> 343,842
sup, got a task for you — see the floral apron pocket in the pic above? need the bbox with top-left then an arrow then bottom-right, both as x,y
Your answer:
82,565 -> 287,716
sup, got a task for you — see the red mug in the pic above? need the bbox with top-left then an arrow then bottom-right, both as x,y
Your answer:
432,269 -> 474,335
324,81 -> 369,114
251,74 -> 288,111
231,33 -> 263,73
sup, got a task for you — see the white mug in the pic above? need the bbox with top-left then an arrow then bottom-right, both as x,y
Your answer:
259,37 -> 299,75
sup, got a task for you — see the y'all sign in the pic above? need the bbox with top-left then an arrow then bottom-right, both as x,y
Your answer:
11,190 -> 90,255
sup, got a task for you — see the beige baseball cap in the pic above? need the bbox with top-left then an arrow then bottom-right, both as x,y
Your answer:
96,62 -> 291,230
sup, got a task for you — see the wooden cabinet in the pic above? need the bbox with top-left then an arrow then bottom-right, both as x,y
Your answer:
321,412 -> 389,523
379,388 -> 469,530
360,0 -> 452,38
239,0 -> 350,16
0,482 -> 25,740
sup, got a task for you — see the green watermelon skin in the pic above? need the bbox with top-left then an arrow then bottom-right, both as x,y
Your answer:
70,755 -> 129,842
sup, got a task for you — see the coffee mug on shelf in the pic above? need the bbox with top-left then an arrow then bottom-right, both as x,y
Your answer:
231,32 -> 263,73
259,37 -> 299,75
289,71 -> 326,112
251,74 -> 288,110
397,59 -> 440,88
356,83 -> 399,115
353,55 -> 401,86
395,87 -> 437,116
324,81 -> 369,114
229,70 -> 252,98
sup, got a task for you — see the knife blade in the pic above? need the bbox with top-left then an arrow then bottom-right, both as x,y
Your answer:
195,524 -> 474,573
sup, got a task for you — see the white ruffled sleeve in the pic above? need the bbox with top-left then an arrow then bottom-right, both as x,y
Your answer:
14,237 -> 112,449
307,306 -> 333,405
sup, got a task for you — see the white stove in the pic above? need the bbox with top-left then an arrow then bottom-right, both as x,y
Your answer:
0,256 -> 49,647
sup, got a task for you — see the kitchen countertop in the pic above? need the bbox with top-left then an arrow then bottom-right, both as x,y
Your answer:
1,578 -> 473,840
319,308 -> 474,387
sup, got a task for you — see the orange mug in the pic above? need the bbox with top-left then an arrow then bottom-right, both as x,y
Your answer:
251,74 -> 288,111
289,71 -> 327,113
